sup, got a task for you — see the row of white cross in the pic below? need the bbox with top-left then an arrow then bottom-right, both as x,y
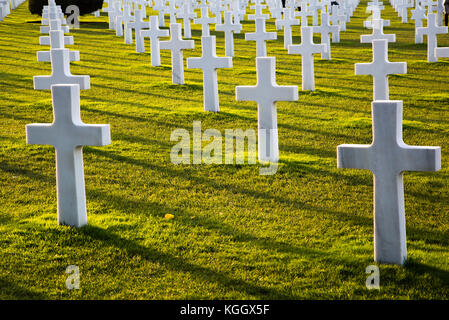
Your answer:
337,1 -> 442,265
100,0 -> 371,169
0,0 -> 24,21
104,0 -> 356,58
386,0 -> 449,61
26,0 -> 357,223
104,0 -> 360,101
26,0 -> 112,228
23,0 -> 444,266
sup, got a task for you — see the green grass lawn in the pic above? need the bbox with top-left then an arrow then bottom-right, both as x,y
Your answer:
1,1 -> 449,299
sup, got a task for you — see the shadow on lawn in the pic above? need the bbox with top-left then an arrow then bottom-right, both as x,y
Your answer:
2,160 -> 449,293
3,143 -> 446,253
405,260 -> 449,288
72,22 -> 112,36
78,224 -> 296,299
86,147 -> 449,248
0,276 -> 48,299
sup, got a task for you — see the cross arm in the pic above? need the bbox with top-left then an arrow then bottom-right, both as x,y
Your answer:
287,44 -> 304,55
436,47 -> 449,57
387,61 -> 407,75
215,57 -> 232,69
141,29 -> 169,39
399,144 -> 441,172
355,62 -> 374,75
415,26 -> 427,37
74,124 -> 111,147
337,144 -> 372,170
272,85 -> 298,102
37,50 -> 80,62
26,124 -> 55,146
184,40 -> 195,50
360,33 -> 396,43
186,56 -> 204,69
26,123 -> 110,150
40,35 -> 74,46
313,44 -> 326,54
235,85 -> 258,102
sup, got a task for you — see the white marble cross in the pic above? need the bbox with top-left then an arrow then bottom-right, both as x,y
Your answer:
34,31 -> 90,90
411,3 -> 426,43
114,4 -> 125,37
295,5 -> 313,26
167,0 -> 178,24
355,39 -> 406,100
26,84 -> 111,227
367,0 -> 384,6
160,23 -> 195,84
397,0 -> 413,23
177,0 -> 197,38
437,0 -> 444,25
337,100 -> 441,265
364,16 -> 390,29
248,3 -> 270,20
40,34 -> 74,46
211,0 -> 225,24
364,5 -> 390,29
312,12 -> 338,60
340,1 -> 352,22
269,0 -> 283,19
215,11 -> 242,56
136,0 -> 148,19
416,13 -> 448,62
187,36 -> 232,112
40,19 -> 74,46
37,28 -> 80,63
40,17 -> 69,34
328,11 -> 342,43
42,7 -> 66,25
245,18 -> 277,57
140,16 -> 170,66
364,19 -> 390,30
102,0 -> 112,14
288,27 -> 325,91
360,19 -> 396,43
236,57 -> 298,162
367,4 -> 385,12
0,3 -> 9,21
336,8 -> 347,31
108,0 -> 122,30
153,0 -> 168,27
308,0 -> 322,26
128,9 -> 150,53
122,4 -> 135,44
276,7 -> 299,49
194,6 -> 216,36
198,0 -> 209,9
231,0 -> 245,23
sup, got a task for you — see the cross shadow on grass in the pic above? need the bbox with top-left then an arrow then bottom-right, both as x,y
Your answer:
77,224 -> 296,299
0,276 -> 48,299
73,21 -> 111,35
400,259 -> 449,289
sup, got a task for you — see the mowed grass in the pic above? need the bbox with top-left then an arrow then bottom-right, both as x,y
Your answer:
1,1 -> 449,299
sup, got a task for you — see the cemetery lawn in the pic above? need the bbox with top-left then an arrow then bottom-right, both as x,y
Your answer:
1,1 -> 449,300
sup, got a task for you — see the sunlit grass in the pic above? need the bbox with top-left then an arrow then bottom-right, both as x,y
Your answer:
0,1 -> 448,299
